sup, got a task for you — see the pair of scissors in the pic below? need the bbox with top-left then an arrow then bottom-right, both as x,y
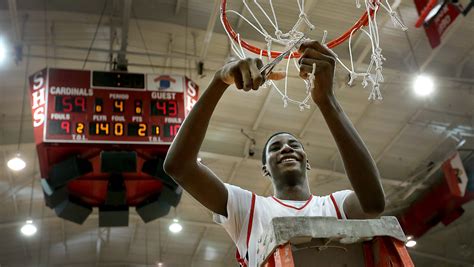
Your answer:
259,35 -> 305,79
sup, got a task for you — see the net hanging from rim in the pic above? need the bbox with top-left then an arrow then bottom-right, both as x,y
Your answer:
220,0 -> 407,110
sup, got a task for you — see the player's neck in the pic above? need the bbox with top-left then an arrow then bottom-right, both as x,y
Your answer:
274,183 -> 311,201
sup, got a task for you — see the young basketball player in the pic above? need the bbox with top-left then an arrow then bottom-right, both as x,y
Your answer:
164,40 -> 385,266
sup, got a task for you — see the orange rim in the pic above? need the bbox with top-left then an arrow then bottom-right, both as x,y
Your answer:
221,0 -> 378,58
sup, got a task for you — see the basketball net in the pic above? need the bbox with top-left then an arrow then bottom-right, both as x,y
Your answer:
221,0 -> 408,110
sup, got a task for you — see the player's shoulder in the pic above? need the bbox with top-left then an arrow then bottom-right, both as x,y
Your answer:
314,189 -> 353,198
312,190 -> 353,204
330,189 -> 353,198
224,183 -> 252,194
224,183 -> 262,200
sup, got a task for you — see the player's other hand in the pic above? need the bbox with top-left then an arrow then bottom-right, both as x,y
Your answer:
298,41 -> 336,105
216,58 -> 285,91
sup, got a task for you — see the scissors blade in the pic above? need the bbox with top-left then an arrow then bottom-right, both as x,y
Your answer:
260,36 -> 305,78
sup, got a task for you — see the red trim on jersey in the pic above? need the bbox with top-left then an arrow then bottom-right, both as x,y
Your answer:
247,193 -> 256,246
271,195 -> 313,210
236,251 -> 246,266
330,193 -> 342,219
235,192 -> 256,267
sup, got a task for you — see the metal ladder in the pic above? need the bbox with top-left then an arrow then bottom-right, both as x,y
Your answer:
256,216 -> 414,267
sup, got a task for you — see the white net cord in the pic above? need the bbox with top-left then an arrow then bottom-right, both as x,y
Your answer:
223,0 -> 408,108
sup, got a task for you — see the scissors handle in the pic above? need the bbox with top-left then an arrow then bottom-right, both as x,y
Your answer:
259,36 -> 305,78
260,62 -> 276,78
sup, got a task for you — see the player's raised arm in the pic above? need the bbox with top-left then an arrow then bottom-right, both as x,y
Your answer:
298,41 -> 385,219
164,58 -> 280,216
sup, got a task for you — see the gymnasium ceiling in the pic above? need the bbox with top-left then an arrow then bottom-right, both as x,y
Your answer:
0,0 -> 473,266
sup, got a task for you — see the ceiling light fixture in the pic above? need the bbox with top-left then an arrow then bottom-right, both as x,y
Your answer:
405,235 -> 417,247
0,38 -> 6,62
405,239 -> 417,247
413,75 -> 434,97
169,219 -> 183,233
7,154 -> 26,171
20,219 -> 37,236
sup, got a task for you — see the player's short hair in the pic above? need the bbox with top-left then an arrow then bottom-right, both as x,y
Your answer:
261,132 -> 303,165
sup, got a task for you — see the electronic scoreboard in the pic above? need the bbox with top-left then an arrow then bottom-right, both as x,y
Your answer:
29,68 -> 199,226
31,68 -> 198,144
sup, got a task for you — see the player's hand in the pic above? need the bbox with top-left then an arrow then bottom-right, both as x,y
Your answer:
216,58 -> 285,91
298,41 -> 336,105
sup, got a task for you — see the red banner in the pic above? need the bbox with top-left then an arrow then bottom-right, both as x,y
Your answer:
443,152 -> 468,197
413,0 -> 461,48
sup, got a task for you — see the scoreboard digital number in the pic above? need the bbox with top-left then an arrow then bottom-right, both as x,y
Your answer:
29,69 -> 199,144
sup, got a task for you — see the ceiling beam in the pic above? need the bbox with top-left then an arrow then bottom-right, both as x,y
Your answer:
423,107 -> 474,119
403,37 -> 423,70
236,3 -> 246,29
400,160 -> 444,201
61,220 -> 68,255
409,250 -> 474,266
400,129 -> 467,201
0,175 -> 34,203
24,52 -> 204,73
419,16 -> 465,72
108,0 -> 120,70
252,87 -> 274,132
304,0 -> 319,11
455,45 -> 473,78
199,0 -> 221,61
23,42 -> 474,84
1,150 -> 20,214
226,157 -> 248,184
298,107 -> 318,138
221,242 -> 237,264
126,218 -> 138,256
106,227 -> 111,243
95,228 -> 103,266
237,85 -> 275,181
1,155 -> 29,261
96,228 -> 108,266
164,33 -> 175,72
295,0 -> 319,33
49,21 -> 57,66
117,0 -> 132,69
374,109 -> 423,163
190,227 -> 209,265
33,43 -> 219,63
199,150 -> 422,188
175,0 -> 183,15
156,221 -> 162,263
405,126 -> 453,174
455,56 -> 470,78
7,0 -> 21,44
0,214 -> 221,230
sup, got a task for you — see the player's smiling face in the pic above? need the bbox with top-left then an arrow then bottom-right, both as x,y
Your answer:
265,133 -> 307,184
